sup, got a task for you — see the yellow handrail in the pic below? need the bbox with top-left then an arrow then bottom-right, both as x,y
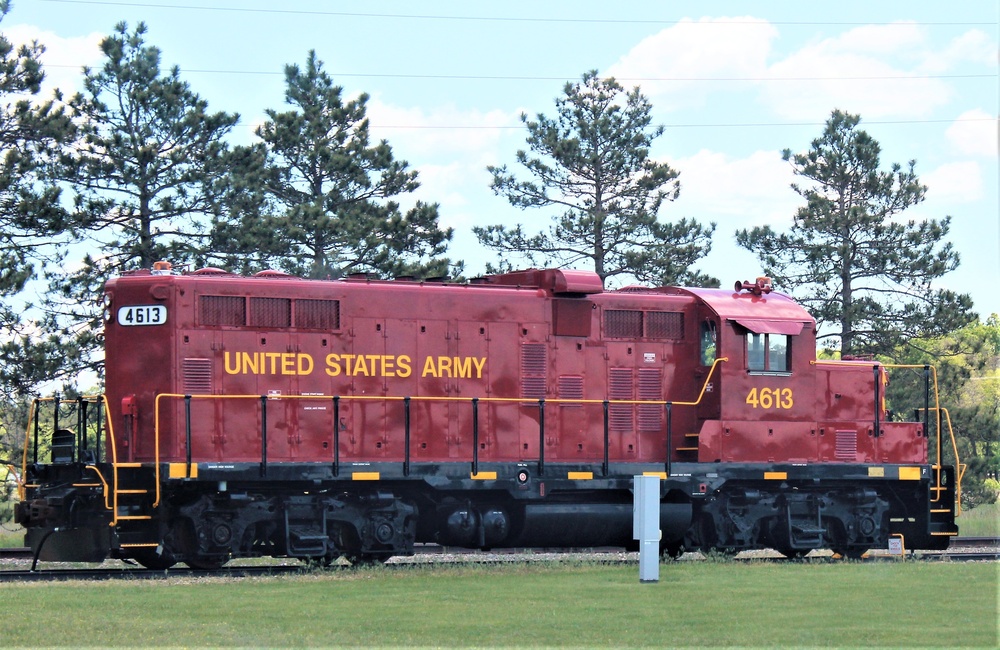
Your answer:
814,360 -> 963,516
3,463 -> 20,501
17,395 -> 127,523
151,357 -> 730,486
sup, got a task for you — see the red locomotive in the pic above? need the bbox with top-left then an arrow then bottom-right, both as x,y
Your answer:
14,264 -> 959,567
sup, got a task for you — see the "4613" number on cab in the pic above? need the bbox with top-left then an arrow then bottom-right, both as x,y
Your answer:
745,387 -> 793,410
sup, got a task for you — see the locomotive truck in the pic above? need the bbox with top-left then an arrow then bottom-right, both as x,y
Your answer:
13,264 -> 960,568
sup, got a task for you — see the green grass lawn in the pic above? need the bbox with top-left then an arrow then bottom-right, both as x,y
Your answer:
959,502 -> 1000,537
2,561 -> 996,648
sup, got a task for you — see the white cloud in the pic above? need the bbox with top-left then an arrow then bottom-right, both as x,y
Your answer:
945,109 -> 999,157
922,161 -> 984,204
669,148 -> 798,227
760,22 -> 952,119
4,24 -> 103,99
922,29 -> 998,72
366,97 -> 521,160
603,16 -> 778,110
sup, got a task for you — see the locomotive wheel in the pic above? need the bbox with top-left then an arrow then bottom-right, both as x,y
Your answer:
833,547 -> 867,560
185,554 -> 230,570
661,540 -> 685,560
299,554 -> 338,568
132,548 -> 178,570
348,553 -> 391,566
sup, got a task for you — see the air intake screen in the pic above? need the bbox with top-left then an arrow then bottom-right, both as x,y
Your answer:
835,430 -> 857,461
251,297 -> 291,328
605,310 -> 643,338
182,358 -> 213,394
199,296 -> 245,327
521,343 -> 547,400
637,368 -> 662,431
295,299 -> 340,330
647,311 -> 684,339
608,368 -> 634,431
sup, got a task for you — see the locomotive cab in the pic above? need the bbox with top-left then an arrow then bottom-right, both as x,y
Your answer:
681,281 -> 816,464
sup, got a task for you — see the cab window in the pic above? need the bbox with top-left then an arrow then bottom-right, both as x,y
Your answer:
747,333 -> 790,372
700,321 -> 717,365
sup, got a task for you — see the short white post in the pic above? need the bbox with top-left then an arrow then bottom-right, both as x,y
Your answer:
633,474 -> 661,582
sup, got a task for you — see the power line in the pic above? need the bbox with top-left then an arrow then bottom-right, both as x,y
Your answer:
44,64 -> 999,83
252,117 -> 997,131
38,0 -> 999,26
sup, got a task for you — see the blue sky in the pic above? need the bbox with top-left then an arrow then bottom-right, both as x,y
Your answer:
7,0 -> 999,318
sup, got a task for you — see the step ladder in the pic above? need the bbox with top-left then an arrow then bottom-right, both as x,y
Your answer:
111,463 -> 160,551
676,432 -> 700,460
928,465 -> 959,537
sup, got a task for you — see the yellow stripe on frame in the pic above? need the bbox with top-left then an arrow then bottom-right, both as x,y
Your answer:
764,472 -> 787,480
899,467 -> 921,481
868,467 -> 885,478
168,463 -> 197,479
352,472 -> 380,481
643,472 -> 668,480
470,471 -> 497,480
568,471 -> 593,480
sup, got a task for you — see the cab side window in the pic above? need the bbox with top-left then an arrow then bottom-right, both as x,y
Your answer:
746,333 -> 790,372
700,321 -> 717,365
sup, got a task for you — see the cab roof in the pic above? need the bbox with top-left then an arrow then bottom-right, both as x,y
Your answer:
679,287 -> 815,335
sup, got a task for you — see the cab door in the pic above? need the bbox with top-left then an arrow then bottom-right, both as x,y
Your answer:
695,316 -> 722,421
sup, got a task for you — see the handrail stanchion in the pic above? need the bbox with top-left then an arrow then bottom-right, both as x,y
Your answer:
77,396 -> 85,459
184,395 -> 193,475
471,397 -> 480,476
32,398 -> 40,465
96,396 -> 103,462
538,398 -> 545,476
873,365 -> 881,438
260,395 -> 267,477
403,396 -> 411,477
53,393 -> 60,459
602,400 -> 609,477
923,365 -> 930,439
332,396 -> 340,477
665,402 -> 673,476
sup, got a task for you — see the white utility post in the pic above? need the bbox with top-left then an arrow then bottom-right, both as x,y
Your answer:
633,474 -> 661,582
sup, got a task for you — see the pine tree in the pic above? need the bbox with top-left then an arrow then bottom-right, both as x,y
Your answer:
42,21 -> 238,378
476,70 -> 716,287
0,1 -> 75,397
736,110 -> 975,357
206,51 -> 457,280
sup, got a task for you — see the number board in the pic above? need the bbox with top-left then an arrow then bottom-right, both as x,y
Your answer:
117,305 -> 167,326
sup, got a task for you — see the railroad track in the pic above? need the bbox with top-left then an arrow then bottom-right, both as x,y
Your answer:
3,538 -> 996,582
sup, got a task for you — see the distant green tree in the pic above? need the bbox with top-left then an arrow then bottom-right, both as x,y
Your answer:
476,70 -> 716,287
737,110 -> 975,357
0,0 -> 76,398
206,51 -> 458,280
884,315 -> 1000,508
35,21 -> 238,380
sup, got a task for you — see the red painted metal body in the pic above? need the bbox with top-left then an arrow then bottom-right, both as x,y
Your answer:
102,267 -> 925,469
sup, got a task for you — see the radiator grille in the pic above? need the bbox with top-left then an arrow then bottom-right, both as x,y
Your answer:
637,368 -> 662,431
605,310 -> 643,338
520,343 -> 547,400
250,297 -> 291,328
835,429 -> 857,461
182,358 -> 213,394
647,311 -> 684,339
295,299 -> 340,330
199,296 -> 245,327
608,368 -> 634,431
558,375 -> 584,406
